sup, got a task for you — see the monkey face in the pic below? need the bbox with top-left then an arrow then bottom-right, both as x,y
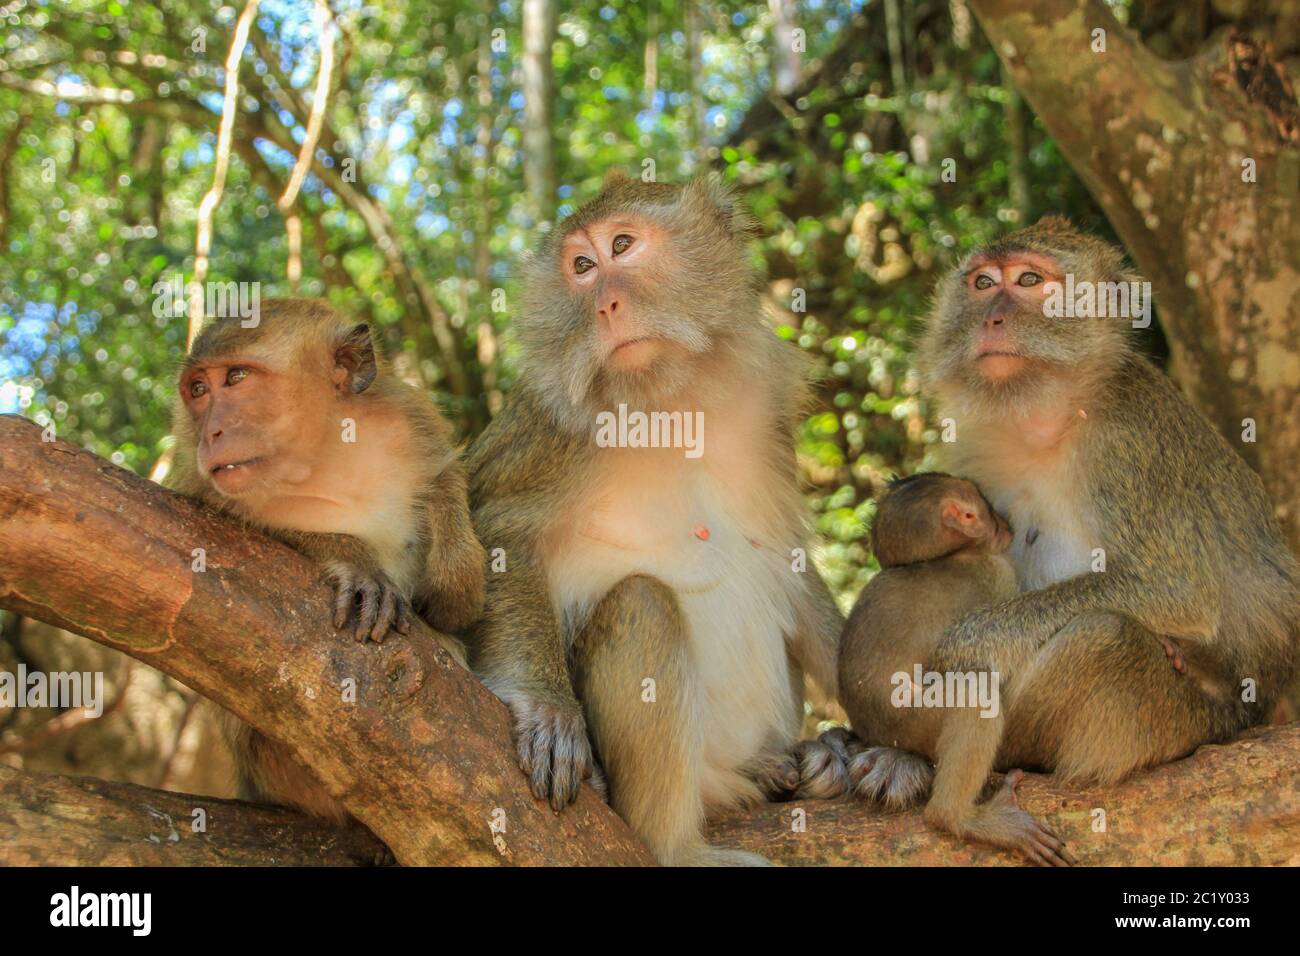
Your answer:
178,314 -> 377,502
518,176 -> 763,430
920,226 -> 1132,413
961,249 -> 1063,383
179,355 -> 324,498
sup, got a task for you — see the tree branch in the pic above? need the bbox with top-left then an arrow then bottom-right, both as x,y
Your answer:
2,415 -> 1297,866
711,724 -> 1300,865
0,766 -> 391,866
0,416 -> 652,866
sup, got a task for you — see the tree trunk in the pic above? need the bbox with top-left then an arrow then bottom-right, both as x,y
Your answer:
968,0 -> 1300,555
768,0 -> 802,96
0,416 -> 652,867
521,0 -> 557,224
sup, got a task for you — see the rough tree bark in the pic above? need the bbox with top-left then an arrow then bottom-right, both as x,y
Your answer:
0,766 -> 389,866
969,0 -> 1300,554
0,416 -> 651,867
4,726 -> 1297,866
2,414 -> 1298,866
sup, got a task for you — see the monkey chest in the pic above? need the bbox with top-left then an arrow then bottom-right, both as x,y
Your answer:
988,482 -> 1095,592
543,460 -> 801,748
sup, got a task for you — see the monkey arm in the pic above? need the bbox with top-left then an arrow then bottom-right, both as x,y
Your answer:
786,567 -> 843,699
468,552 -> 594,810
414,461 -> 487,634
275,528 -> 383,573
933,566 -> 1221,680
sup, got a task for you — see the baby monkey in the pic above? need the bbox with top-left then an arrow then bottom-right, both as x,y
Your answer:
837,473 -> 1075,865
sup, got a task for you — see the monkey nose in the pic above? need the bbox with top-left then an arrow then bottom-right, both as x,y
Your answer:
599,299 -> 620,321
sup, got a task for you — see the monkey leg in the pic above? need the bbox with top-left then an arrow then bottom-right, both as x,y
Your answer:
923,705 -> 1074,866
570,574 -> 768,866
1001,612 -> 1247,785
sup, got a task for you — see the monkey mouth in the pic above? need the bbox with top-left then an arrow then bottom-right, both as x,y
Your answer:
611,336 -> 655,355
210,456 -> 265,475
608,337 -> 661,369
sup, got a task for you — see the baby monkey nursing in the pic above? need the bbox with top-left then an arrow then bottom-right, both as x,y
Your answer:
838,473 -> 1073,865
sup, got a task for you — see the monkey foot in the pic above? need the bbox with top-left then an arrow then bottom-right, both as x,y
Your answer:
324,562 -> 413,643
978,769 -> 1077,867
1160,636 -> 1187,675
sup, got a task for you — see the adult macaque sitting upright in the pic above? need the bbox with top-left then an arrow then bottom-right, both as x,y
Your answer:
848,219 -> 1298,850
465,172 -> 843,866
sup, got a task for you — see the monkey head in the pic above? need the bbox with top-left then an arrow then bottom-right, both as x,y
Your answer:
919,217 -> 1137,414
870,472 -> 1011,568
519,171 -> 762,430
174,299 -> 379,501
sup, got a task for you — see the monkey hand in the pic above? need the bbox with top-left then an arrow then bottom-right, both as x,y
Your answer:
324,561 -> 414,643
509,693 -> 594,811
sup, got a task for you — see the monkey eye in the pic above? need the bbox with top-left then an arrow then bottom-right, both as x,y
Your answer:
974,274 -> 995,290
1017,272 -> 1042,287
573,255 -> 595,275
612,234 -> 634,255
188,379 -> 208,399
225,366 -> 249,386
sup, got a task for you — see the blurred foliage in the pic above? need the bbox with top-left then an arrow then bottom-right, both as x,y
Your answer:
0,0 -> 1118,603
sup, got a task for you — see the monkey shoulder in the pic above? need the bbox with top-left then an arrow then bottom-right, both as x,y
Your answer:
1088,353 -> 1275,516
465,382 -> 590,536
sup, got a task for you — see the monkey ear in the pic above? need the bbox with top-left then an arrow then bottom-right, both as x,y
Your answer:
940,498 -> 983,538
334,323 -> 377,394
685,173 -> 759,240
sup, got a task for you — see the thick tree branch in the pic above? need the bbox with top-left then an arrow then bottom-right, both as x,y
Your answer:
0,416 -> 652,866
0,766 -> 390,866
711,724 -> 1300,866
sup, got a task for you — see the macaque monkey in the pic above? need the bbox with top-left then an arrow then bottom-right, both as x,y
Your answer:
838,473 -> 1075,864
838,219 -> 1298,860
169,298 -> 485,822
465,172 -> 842,865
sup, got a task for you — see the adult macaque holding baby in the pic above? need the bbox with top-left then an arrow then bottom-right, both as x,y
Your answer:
833,219 -> 1299,864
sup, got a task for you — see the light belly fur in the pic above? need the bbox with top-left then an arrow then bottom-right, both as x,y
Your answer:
545,471 -> 800,806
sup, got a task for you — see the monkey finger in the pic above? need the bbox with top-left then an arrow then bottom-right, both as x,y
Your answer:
354,582 -> 381,642
331,578 -> 357,631
394,598 -> 413,635
371,586 -> 399,643
548,744 -> 579,811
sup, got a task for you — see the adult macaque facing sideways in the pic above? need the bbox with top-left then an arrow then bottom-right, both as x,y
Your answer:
169,299 -> 485,823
